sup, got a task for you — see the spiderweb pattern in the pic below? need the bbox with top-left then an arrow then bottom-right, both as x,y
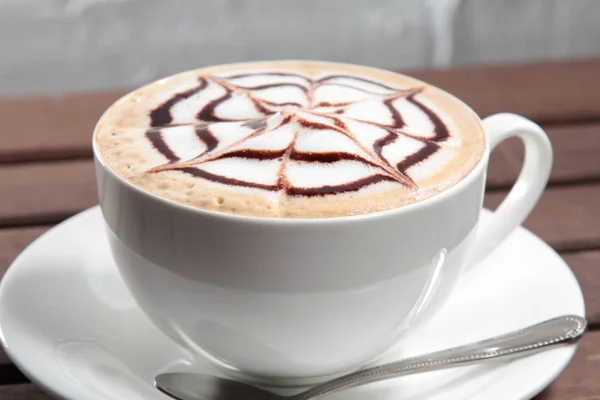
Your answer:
141,71 -> 450,196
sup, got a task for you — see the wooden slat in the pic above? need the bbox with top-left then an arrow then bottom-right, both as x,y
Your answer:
484,184 -> 600,252
534,330 -> 600,399
0,384 -> 53,399
0,120 -> 598,195
1,59 -> 599,165
0,160 -> 96,227
0,227 -> 48,277
563,251 -> 600,328
0,91 -> 122,163
487,122 -> 600,189
408,59 -> 600,123
1,118 -> 598,191
0,159 -> 598,248
0,352 -> 8,369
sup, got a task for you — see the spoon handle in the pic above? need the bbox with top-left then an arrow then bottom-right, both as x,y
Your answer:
292,315 -> 586,400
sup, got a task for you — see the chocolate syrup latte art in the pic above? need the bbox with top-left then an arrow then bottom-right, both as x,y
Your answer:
95,61 -> 485,218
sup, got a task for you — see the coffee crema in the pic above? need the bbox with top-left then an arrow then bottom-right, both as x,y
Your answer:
95,61 -> 485,218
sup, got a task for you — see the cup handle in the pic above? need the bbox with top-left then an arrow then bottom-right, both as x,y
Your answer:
469,113 -> 553,266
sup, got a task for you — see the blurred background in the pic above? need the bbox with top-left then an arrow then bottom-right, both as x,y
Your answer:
1,0 -> 599,95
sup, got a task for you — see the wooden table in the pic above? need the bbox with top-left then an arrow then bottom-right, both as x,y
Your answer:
0,59 -> 599,399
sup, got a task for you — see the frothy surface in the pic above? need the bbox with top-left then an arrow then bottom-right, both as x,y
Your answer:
95,61 -> 485,218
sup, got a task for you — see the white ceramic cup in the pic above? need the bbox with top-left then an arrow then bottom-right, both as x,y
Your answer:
93,76 -> 552,381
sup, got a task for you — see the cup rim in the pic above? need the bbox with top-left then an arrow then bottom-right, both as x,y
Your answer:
92,60 -> 490,225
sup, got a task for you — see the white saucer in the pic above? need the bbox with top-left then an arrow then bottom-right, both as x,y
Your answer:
0,207 -> 585,400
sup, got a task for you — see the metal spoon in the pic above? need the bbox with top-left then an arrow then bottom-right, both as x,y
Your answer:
156,315 -> 586,400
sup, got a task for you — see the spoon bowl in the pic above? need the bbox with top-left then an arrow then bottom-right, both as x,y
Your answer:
157,373 -> 283,400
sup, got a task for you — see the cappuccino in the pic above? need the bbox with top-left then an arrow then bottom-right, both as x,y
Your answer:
95,61 -> 485,218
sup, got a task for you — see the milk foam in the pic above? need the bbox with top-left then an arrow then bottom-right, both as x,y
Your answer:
95,61 -> 485,218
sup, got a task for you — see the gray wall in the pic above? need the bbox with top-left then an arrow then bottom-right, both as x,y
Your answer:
1,0 -> 599,95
